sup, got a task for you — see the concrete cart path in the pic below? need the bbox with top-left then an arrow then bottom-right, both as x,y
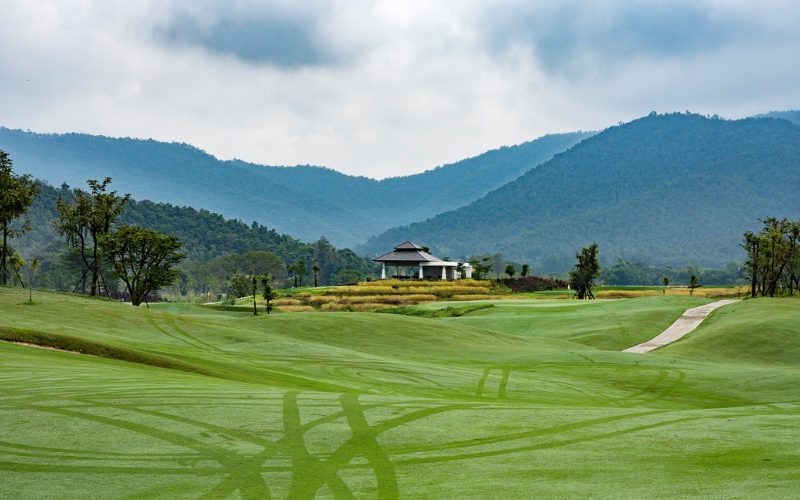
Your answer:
623,299 -> 739,353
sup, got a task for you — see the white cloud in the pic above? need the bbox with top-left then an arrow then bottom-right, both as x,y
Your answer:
1,0 -> 799,178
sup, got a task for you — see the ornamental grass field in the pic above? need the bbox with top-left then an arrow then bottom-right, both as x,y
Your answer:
0,287 -> 798,498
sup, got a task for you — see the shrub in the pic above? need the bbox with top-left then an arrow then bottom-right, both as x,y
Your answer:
495,276 -> 568,293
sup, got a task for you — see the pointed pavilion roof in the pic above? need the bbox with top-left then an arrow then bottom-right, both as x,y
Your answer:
373,241 -> 441,263
394,241 -> 423,250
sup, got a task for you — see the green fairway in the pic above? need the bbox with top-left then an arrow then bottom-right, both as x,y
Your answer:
1,288 -> 798,498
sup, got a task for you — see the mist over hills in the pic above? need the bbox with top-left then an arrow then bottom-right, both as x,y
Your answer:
756,110 -> 800,126
361,113 -> 800,273
0,127 -> 591,248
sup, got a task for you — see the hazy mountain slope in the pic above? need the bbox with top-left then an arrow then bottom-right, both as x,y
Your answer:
0,128 -> 591,247
360,113 -> 800,272
754,110 -> 800,126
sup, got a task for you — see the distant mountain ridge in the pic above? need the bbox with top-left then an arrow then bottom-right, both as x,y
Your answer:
0,127 -> 593,248
754,110 -> 800,126
360,113 -> 800,272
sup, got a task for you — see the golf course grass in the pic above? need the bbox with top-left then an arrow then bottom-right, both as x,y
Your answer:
0,288 -> 798,498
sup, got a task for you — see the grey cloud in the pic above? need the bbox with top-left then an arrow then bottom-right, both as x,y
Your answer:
156,6 -> 337,67
483,1 -> 750,75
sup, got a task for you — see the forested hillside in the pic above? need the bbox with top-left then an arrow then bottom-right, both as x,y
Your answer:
755,110 -> 800,126
0,128 -> 591,247
361,113 -> 800,273
14,181 -> 375,290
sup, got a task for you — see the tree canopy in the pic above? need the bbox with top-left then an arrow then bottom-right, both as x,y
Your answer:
101,225 -> 185,306
569,243 -> 600,300
0,149 -> 39,285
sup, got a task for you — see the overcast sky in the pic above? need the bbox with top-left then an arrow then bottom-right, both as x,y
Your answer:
2,1 -> 799,178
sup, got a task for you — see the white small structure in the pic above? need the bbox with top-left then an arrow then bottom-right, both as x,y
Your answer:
373,241 -> 472,281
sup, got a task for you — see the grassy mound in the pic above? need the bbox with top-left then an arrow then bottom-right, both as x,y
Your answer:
658,297 -> 800,366
1,287 -> 799,498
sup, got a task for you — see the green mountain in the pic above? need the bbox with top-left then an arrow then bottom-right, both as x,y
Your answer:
0,128 -> 592,248
360,113 -> 800,272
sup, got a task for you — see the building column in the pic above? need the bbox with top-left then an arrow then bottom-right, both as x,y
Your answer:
381,264 -> 386,280
441,266 -> 446,280
419,266 -> 424,279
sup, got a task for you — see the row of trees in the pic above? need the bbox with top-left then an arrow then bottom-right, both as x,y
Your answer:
249,275 -> 276,315
53,176 -> 186,306
600,259 -> 743,286
742,218 -> 800,297
1,149 -> 187,307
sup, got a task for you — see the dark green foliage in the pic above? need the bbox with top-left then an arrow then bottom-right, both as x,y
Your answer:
333,269 -> 364,285
0,149 -> 39,285
225,274 -> 252,300
0,127 -> 591,247
569,243 -> 600,300
13,181 -> 375,291
101,225 -> 185,306
495,275 -> 567,293
251,276 -> 258,316
689,274 -> 700,295
469,256 -> 493,279
292,260 -> 306,287
742,218 -> 800,297
56,178 -> 129,296
260,275 -> 275,314
504,264 -> 515,278
312,265 -> 320,287
600,259 -> 745,286
362,113 -> 800,273
188,251 -> 286,298
521,264 -> 530,277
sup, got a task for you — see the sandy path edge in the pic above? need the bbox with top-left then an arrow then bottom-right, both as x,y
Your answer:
623,299 -> 739,354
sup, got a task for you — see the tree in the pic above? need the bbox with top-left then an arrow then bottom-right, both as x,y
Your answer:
468,256 -> 492,279
741,219 -> 799,297
569,243 -> 600,300
742,231 -> 760,298
226,273 -> 252,301
0,150 -> 39,286
8,251 -> 25,287
101,225 -> 185,306
312,264 -> 320,287
521,264 -> 530,277
261,274 -> 276,314
56,178 -> 129,296
334,269 -> 364,285
293,260 -> 307,287
505,264 -> 516,278
27,257 -> 40,303
251,276 -> 258,316
662,275 -> 669,295
688,274 -> 699,296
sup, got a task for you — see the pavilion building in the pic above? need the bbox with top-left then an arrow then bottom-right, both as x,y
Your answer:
372,241 -> 472,280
